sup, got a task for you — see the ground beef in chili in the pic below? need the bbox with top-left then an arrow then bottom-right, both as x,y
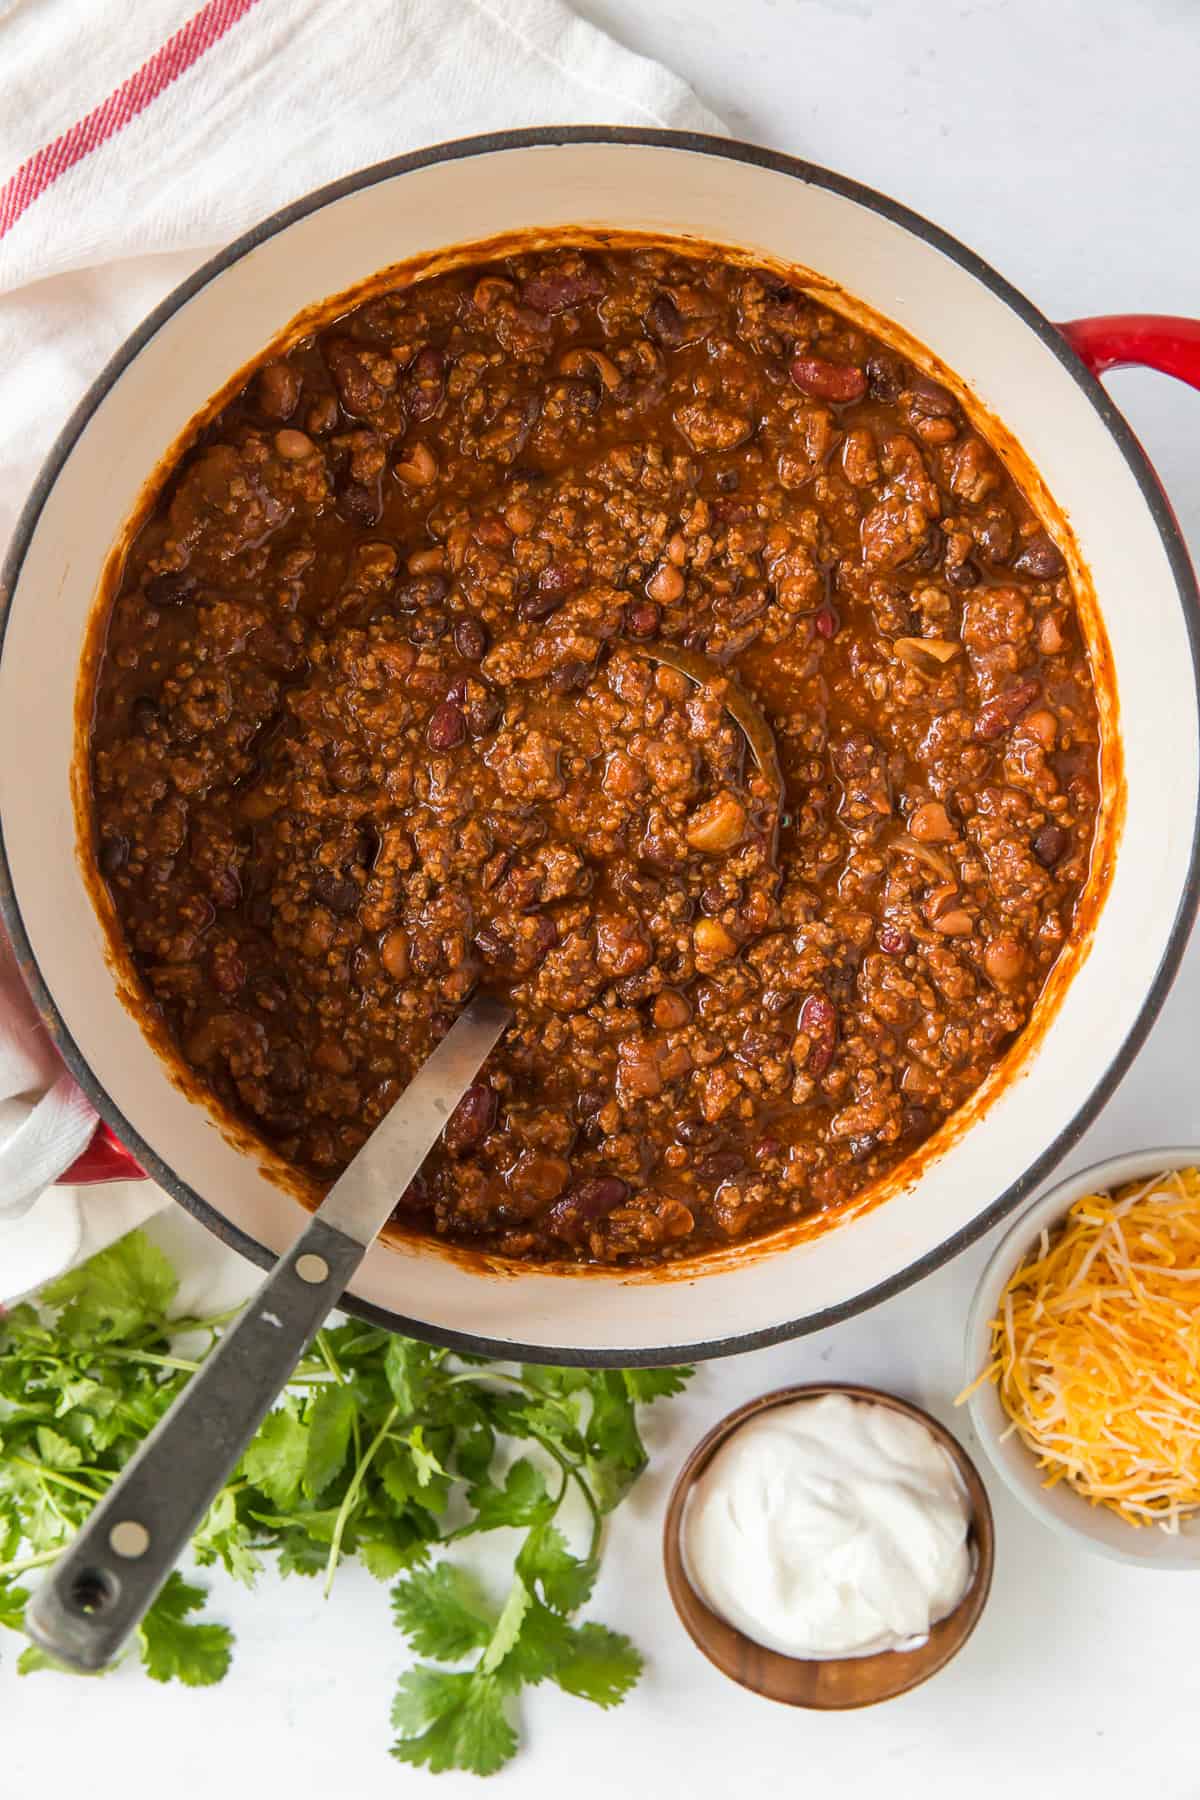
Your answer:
88,240 -> 1102,1266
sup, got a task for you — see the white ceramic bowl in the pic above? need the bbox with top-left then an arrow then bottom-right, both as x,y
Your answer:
2,129 -> 1199,1362
964,1146 -> 1200,1567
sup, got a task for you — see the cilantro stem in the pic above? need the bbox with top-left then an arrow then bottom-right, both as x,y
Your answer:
102,1348 -> 202,1375
0,1545 -> 63,1580
322,1403 -> 399,1598
10,1457 -> 106,1502
525,1433 -> 603,1567
314,1331 -> 345,1384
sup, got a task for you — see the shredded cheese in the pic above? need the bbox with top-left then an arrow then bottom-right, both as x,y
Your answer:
958,1167 -> 1200,1530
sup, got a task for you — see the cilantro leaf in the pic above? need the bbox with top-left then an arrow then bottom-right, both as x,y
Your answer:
391,1563 -> 495,1660
137,1574 -> 233,1687
242,1407 -> 309,1510
390,1667 -> 517,1777
0,1584 -> 29,1634
621,1366 -> 694,1402
40,1233 -> 177,1342
516,1522 -> 596,1614
466,1458 -> 555,1531
303,1384 -> 356,1498
583,1374 -> 648,1513
550,1620 -> 643,1708
33,1427 -> 84,1471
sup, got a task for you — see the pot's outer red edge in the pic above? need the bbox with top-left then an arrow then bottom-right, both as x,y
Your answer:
2,127 -> 1199,1364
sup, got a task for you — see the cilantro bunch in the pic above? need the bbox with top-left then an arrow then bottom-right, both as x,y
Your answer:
0,1232 -> 691,1775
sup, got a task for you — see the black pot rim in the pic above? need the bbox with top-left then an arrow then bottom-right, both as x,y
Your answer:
2,125 -> 1198,1366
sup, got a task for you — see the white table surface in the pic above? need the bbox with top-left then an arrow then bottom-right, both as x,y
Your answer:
6,0 -> 1200,1791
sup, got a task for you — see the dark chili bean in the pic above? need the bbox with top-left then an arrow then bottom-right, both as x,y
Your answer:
256,360 -> 301,420
975,510 -> 1015,565
1013,535 -> 1066,579
544,1175 -> 629,1239
901,1104 -> 933,1140
644,294 -> 685,348
545,659 -> 593,694
1032,823 -> 1070,867
697,1148 -> 745,1181
393,1171 -> 431,1214
335,482 -> 381,527
145,571 -> 196,607
524,914 -> 557,967
790,355 -> 867,403
906,525 -> 944,574
946,556 -> 979,591
410,610 -> 449,644
313,873 -> 360,915
473,925 -> 514,965
625,600 -> 661,638
714,468 -> 740,493
427,701 -> 466,749
574,1086 -> 608,1120
453,617 -> 488,660
676,1117 -> 716,1147
466,694 -> 503,736
866,353 -> 905,402
98,834 -> 128,876
395,573 -> 448,610
130,696 -> 159,734
815,603 -> 839,639
905,374 -> 957,418
973,678 -> 1041,742
407,347 -> 446,422
879,922 -> 913,956
211,868 -> 242,910
443,1082 -> 498,1155
444,678 -> 469,708
848,1133 -> 878,1162
761,988 -> 793,1016
800,992 -> 838,1076
519,588 -> 567,622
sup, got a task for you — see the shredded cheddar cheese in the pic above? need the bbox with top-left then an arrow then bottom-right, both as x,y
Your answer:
959,1167 -> 1200,1529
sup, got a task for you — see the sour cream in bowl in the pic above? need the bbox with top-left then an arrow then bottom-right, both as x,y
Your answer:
662,1384 -> 994,1709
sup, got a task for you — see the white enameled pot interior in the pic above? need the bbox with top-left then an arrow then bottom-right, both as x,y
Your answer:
1,139 -> 1196,1355
965,1148 -> 1200,1566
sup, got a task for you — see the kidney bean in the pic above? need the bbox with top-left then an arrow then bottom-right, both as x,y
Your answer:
815,603 -> 839,639
454,617 -> 488,660
395,572 -> 448,611
210,867 -> 242,910
946,556 -> 979,591
545,1175 -> 629,1240
799,992 -> 838,1076
443,1082 -> 498,1155
521,266 -> 604,313
1013,535 -> 1065,580
625,600 -> 661,638
879,922 -> 913,955
393,1171 -> 431,1215
973,678 -> 1041,742
790,355 -> 867,403
145,570 -> 196,606
975,509 -> 1015,565
906,525 -> 944,574
130,695 -> 159,734
1032,822 -> 1069,867
313,872 -> 360,915
427,701 -> 466,749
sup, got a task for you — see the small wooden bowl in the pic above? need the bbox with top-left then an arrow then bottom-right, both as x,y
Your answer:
663,1382 -> 995,1709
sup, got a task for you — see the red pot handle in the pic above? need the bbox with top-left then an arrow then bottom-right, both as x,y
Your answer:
60,1119 -> 144,1185
55,313 -> 1199,1194
1058,314 -> 1200,389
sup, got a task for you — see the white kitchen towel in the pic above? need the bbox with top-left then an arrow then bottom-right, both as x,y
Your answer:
0,0 -> 721,1293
